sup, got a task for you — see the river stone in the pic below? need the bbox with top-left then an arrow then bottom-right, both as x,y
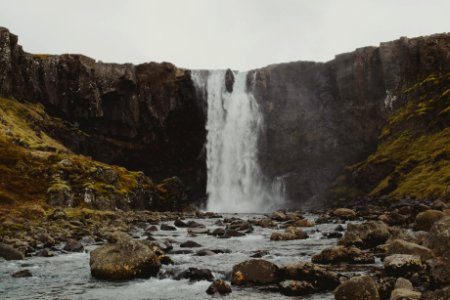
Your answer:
279,280 -> 316,296
339,221 -> 391,249
312,245 -> 375,264
334,275 -> 380,300
385,239 -> 434,261
0,243 -> 24,260
180,240 -> 202,248
11,269 -> 32,278
384,254 -> 423,276
278,262 -> 339,290
333,208 -> 356,219
426,257 -> 450,286
206,279 -> 232,295
90,239 -> 161,280
426,216 -> 450,256
270,226 -> 308,241
177,267 -> 214,282
160,224 -> 177,231
63,239 -> 84,252
390,278 -> 421,300
414,210 -> 445,231
231,259 -> 279,286
174,219 -> 188,227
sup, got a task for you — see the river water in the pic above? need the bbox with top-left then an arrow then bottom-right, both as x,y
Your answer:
0,213 -> 348,300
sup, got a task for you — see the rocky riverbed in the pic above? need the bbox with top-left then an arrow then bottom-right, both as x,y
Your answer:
1,199 -> 449,299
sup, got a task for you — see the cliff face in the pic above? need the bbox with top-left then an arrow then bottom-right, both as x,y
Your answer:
0,27 -> 206,201
252,34 -> 450,206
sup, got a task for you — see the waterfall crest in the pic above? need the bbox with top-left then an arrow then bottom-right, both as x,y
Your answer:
192,70 -> 281,213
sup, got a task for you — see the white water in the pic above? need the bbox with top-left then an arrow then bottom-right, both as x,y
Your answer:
192,70 -> 278,213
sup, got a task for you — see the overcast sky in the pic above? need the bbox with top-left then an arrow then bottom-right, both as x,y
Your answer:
1,0 -> 449,70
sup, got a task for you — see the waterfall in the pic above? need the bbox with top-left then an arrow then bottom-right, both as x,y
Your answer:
192,70 -> 278,213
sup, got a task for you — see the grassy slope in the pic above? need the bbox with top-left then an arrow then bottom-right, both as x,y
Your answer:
332,72 -> 450,201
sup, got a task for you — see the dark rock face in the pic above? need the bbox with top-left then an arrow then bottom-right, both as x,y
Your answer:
0,27 -> 206,201
334,275 -> 380,300
0,243 -> 24,260
251,34 -> 450,206
231,259 -> 279,286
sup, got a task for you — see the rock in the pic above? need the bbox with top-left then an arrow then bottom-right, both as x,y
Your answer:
231,259 -> 279,286
384,254 -> 423,276
378,277 -> 397,299
63,239 -> 84,252
106,231 -> 132,243
177,267 -> 214,282
271,211 -> 289,221
334,275 -> 380,300
0,243 -> 24,260
36,249 -> 54,257
293,218 -> 315,227
279,280 -> 316,296
11,269 -> 32,278
145,225 -> 158,232
385,239 -> 434,261
160,224 -> 177,231
180,240 -> 202,248
390,277 -> 421,300
270,226 -> 308,241
187,228 -> 209,235
228,220 -> 253,233
426,257 -> 450,286
195,249 -> 216,256
206,279 -> 232,295
159,256 -> 173,265
174,219 -> 188,227
311,245 -> 375,264
224,69 -> 235,93
250,250 -> 269,258
415,210 -> 445,231
323,232 -> 343,239
339,221 -> 391,249
427,216 -> 450,256
222,229 -> 245,238
48,208 -> 67,220
211,228 -> 226,237
335,225 -> 345,231
187,220 -> 205,228
333,208 -> 357,219
278,262 -> 340,290
90,239 -> 161,280
422,286 -> 450,300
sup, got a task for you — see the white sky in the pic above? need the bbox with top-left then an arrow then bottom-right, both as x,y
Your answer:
1,0 -> 449,70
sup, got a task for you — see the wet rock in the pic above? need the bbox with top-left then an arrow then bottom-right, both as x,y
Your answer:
63,239 -> 84,252
414,210 -> 445,231
231,259 -> 279,286
228,220 -> 253,233
422,286 -> 450,300
333,208 -> 356,219
0,243 -> 24,260
377,277 -> 397,299
222,229 -> 245,238
293,218 -> 315,227
335,225 -> 345,231
311,245 -> 375,264
384,239 -> 434,261
170,250 -> 193,254
278,280 -> 316,296
384,254 -> 423,276
334,275 -> 380,300
271,211 -> 289,222
224,69 -> 235,93
339,221 -> 391,249
426,257 -> 450,286
270,226 -> 308,241
211,228 -> 226,237
390,277 -> 421,300
206,279 -> 232,295
11,269 -> 32,278
161,240 -> 173,252
214,220 -> 224,226
106,231 -> 132,243
323,232 -> 343,239
36,249 -> 54,257
426,216 -> 450,256
174,219 -> 188,228
48,208 -> 67,220
159,256 -> 173,265
160,224 -> 177,231
250,250 -> 269,258
187,220 -> 205,228
145,225 -> 158,232
90,239 -> 160,280
177,267 -> 214,282
187,228 -> 209,235
180,240 -> 202,248
278,262 -> 339,290
195,249 -> 216,256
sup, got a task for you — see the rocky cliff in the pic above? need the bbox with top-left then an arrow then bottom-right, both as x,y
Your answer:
0,27 -> 206,203
251,34 -> 450,206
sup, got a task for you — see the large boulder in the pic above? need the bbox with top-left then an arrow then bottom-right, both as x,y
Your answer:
278,262 -> 340,290
339,221 -> 391,249
312,245 -> 374,264
231,259 -> 279,286
333,208 -> 357,219
334,275 -> 380,300
414,210 -> 445,231
90,239 -> 161,280
384,239 -> 434,261
384,254 -> 423,276
270,226 -> 308,241
390,277 -> 421,300
427,216 -> 450,256
0,243 -> 24,260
